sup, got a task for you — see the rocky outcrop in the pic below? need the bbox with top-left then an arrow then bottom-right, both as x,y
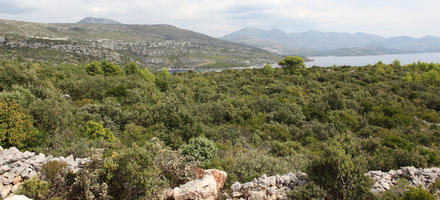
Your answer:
0,146 -> 88,199
166,169 -> 227,200
367,166 -> 440,193
226,172 -> 308,200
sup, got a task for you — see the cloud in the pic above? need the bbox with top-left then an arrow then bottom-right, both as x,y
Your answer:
0,0 -> 36,14
0,0 -> 439,37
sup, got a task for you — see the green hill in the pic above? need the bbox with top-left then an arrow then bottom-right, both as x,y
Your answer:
0,19 -> 281,69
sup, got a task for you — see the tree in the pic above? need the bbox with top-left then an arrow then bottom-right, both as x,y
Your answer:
0,102 -> 36,148
124,62 -> 140,75
101,61 -> 123,76
140,68 -> 155,82
155,68 -> 171,92
262,64 -> 275,75
86,61 -> 103,76
278,56 -> 305,73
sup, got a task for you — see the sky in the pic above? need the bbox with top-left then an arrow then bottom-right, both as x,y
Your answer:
0,0 -> 439,38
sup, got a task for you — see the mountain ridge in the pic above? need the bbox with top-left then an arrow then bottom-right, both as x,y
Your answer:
222,27 -> 440,56
77,17 -> 122,24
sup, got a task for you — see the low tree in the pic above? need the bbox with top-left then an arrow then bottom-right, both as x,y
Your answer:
101,61 -> 123,76
262,64 -> 275,75
124,62 -> 140,75
86,61 -> 103,76
278,56 -> 305,74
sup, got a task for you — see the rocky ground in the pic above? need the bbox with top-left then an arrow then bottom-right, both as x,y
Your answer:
1,146 -> 439,200
0,146 -> 88,199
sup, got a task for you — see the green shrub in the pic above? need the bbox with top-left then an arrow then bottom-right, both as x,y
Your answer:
85,121 -> 116,141
104,143 -> 167,199
40,161 -> 69,183
124,62 -> 140,75
15,177 -> 49,200
0,102 -> 37,149
308,137 -> 373,200
86,61 -> 103,75
401,186 -> 435,200
182,137 -> 217,168
377,179 -> 410,200
287,182 -> 326,200
429,178 -> 440,193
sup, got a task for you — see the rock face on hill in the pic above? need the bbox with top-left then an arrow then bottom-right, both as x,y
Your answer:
0,146 -> 88,199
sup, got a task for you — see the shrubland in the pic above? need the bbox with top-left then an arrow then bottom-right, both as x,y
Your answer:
1,57 -> 440,199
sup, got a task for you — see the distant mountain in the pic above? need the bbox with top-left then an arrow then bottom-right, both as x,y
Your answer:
77,17 -> 122,25
222,28 -> 440,56
0,19 -> 280,69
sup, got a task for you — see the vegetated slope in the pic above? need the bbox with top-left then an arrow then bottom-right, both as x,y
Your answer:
222,27 -> 440,56
0,19 -> 281,69
1,57 -> 440,199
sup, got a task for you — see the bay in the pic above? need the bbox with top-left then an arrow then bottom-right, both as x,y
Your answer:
306,52 -> 440,67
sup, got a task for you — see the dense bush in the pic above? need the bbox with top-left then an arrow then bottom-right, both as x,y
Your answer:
287,183 -> 326,200
15,177 -> 50,200
308,135 -> 373,199
401,186 -> 435,200
181,137 -> 218,167
0,102 -> 37,149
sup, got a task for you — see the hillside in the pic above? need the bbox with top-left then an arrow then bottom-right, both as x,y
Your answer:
222,28 -> 440,56
0,19 -> 281,69
1,57 -> 440,199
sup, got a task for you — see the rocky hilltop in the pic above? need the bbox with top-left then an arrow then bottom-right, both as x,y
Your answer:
0,19 -> 280,69
77,17 -> 122,25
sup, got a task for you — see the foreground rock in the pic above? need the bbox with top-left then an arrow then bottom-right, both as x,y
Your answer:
0,146 -> 88,198
227,172 -> 308,200
166,169 -> 227,200
367,166 -> 440,193
4,195 -> 32,200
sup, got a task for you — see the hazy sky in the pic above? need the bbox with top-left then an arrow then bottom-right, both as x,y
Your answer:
0,0 -> 439,37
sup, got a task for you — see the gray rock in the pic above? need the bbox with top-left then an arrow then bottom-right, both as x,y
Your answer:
242,182 -> 254,190
34,153 -> 46,163
231,182 -> 241,192
0,165 -> 10,174
260,176 -> 276,187
248,191 -> 266,200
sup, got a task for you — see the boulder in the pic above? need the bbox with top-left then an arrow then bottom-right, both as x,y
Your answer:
171,169 -> 227,200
